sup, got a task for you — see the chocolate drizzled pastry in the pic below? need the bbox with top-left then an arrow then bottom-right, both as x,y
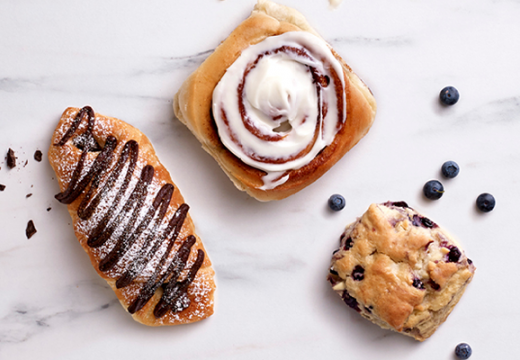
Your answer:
48,106 -> 215,326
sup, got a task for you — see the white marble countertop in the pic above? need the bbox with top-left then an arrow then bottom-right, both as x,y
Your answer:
1,0 -> 519,359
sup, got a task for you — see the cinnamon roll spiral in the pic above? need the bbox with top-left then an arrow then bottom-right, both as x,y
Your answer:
212,31 -> 346,190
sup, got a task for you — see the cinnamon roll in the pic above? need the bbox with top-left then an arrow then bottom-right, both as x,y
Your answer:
48,106 -> 215,326
174,0 -> 377,201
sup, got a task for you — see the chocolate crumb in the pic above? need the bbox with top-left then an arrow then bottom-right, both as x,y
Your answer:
24,160 -> 28,167
26,220 -> 37,239
0,184 -> 5,191
26,193 -> 33,198
34,150 -> 43,162
46,207 -> 52,212
6,148 -> 16,169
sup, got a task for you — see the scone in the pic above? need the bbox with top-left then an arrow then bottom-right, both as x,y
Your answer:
48,106 -> 216,326
174,0 -> 376,201
328,201 -> 475,341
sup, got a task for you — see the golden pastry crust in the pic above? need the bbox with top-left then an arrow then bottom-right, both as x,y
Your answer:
328,202 -> 475,341
48,107 -> 215,326
174,0 -> 377,201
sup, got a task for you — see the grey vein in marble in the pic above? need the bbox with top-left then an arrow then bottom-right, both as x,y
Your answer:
330,36 -> 413,47
0,281 -> 116,349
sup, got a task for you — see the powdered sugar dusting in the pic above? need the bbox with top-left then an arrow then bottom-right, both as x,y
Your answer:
53,107 -> 215,323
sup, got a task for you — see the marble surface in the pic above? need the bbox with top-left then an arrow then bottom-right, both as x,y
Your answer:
1,0 -> 519,358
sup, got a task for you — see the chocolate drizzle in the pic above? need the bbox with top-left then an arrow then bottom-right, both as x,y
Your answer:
54,106 -> 204,318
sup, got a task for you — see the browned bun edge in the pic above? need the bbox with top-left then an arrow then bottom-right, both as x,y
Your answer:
174,0 -> 376,201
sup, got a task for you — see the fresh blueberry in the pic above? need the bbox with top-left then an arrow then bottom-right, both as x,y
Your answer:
440,86 -> 459,105
476,193 -> 495,212
423,180 -> 444,200
442,161 -> 460,178
455,343 -> 472,359
328,194 -> 346,211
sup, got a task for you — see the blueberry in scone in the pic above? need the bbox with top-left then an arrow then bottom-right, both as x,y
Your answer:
328,201 -> 475,341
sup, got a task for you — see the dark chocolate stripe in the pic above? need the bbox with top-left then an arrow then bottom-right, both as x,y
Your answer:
128,234 -> 196,314
154,249 -> 205,317
55,106 -> 205,318
56,106 -> 95,146
55,136 -> 117,204
116,202 -> 189,289
78,140 -> 138,220
112,183 -> 174,288
87,164 -> 152,248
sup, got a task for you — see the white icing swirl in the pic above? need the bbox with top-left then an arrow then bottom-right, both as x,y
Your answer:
212,31 -> 346,190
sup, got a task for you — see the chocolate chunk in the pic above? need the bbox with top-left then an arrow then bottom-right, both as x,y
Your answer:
46,207 -> 52,212
34,150 -> 43,162
26,220 -> 37,239
26,193 -> 33,198
6,148 -> 16,169
0,184 -> 5,191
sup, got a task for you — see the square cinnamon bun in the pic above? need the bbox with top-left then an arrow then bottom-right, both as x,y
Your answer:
174,0 -> 377,201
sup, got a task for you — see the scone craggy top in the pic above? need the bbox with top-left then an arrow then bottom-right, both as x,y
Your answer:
329,202 -> 475,340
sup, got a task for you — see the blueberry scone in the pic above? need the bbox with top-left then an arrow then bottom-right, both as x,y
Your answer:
328,201 -> 475,341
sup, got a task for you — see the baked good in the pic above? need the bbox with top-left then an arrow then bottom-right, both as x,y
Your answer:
328,201 -> 475,341
174,0 -> 377,201
48,106 -> 216,326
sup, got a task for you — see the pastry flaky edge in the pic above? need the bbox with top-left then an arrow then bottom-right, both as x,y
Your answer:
173,0 -> 377,201
48,107 -> 216,326
328,202 -> 476,341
